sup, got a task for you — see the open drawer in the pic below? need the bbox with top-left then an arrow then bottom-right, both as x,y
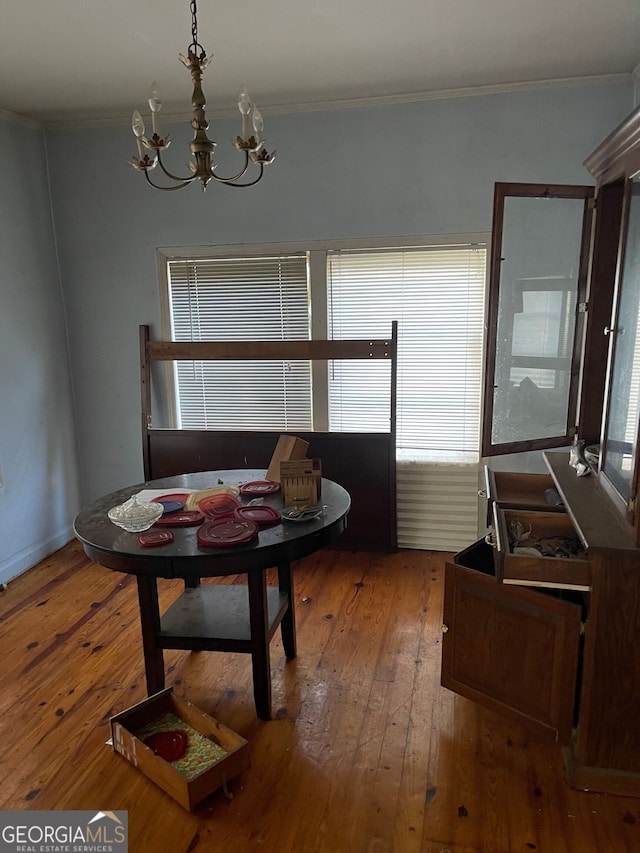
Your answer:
483,468 -> 565,511
441,538 -> 583,741
492,506 -> 592,591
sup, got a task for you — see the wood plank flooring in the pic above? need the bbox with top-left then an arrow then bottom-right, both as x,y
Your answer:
1,540 -> 640,852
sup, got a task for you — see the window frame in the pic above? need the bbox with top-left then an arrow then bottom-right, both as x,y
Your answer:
157,232 -> 490,446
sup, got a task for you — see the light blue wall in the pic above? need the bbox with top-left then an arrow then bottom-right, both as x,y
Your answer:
0,80 -> 633,578
42,80 -> 633,506
0,116 -> 80,582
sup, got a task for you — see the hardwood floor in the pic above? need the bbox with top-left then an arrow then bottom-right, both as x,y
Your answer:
1,540 -> 640,852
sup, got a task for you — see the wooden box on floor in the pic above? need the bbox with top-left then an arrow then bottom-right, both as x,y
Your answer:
110,689 -> 249,810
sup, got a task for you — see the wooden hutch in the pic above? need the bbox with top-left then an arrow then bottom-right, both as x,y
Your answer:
441,104 -> 640,796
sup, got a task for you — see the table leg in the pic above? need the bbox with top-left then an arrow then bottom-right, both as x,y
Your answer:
136,575 -> 165,695
247,570 -> 272,720
278,562 -> 297,660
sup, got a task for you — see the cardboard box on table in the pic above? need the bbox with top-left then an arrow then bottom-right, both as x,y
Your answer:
279,458 -> 322,507
266,435 -> 309,483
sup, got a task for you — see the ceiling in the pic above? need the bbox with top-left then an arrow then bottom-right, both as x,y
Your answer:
1,0 -> 638,127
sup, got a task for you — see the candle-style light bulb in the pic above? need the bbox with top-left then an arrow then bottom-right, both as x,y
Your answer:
252,106 -> 264,145
148,81 -> 162,136
238,85 -> 252,140
132,110 -> 145,138
131,110 -> 146,157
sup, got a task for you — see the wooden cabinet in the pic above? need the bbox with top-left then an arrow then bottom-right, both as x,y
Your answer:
441,539 -> 581,742
442,456 -> 640,796
481,107 -> 640,534
545,452 -> 640,796
441,103 -> 640,796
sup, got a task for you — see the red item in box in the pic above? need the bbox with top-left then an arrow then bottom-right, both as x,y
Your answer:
143,729 -> 189,762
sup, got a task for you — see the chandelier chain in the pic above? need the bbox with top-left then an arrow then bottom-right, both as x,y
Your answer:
189,0 -> 204,57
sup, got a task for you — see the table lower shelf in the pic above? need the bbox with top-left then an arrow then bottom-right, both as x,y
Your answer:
157,584 -> 289,653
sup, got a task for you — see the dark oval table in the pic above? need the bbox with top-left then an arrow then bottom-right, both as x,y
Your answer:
74,469 -> 351,720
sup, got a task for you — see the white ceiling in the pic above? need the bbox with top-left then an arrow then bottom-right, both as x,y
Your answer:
1,0 -> 638,127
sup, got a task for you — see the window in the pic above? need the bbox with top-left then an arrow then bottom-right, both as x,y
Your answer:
166,254 -> 311,430
327,245 -> 486,462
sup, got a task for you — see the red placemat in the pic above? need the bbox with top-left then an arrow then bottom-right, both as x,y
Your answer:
197,493 -> 240,520
151,492 -> 191,504
234,505 -> 281,527
239,480 -> 281,496
138,530 -> 175,547
154,511 -> 204,527
197,519 -> 259,548
154,500 -> 185,514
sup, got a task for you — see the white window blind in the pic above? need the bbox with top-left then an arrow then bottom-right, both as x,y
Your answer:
327,244 -> 486,462
167,255 -> 312,429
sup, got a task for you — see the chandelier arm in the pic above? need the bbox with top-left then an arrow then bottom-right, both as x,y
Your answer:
155,150 -> 196,183
143,169 -> 195,192
217,164 -> 266,188
209,150 -> 252,183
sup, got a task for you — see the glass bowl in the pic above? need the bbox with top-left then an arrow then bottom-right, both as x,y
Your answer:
107,495 -> 164,532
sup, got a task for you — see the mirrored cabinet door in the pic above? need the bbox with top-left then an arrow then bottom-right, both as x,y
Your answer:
601,177 -> 640,517
482,183 -> 594,456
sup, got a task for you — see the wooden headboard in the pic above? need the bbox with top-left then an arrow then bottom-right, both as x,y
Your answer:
139,324 -> 397,549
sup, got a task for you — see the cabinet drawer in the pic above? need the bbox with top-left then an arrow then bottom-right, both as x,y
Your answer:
493,507 -> 591,591
484,468 -> 565,511
441,542 -> 582,741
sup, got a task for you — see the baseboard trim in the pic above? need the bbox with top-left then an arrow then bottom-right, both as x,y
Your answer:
0,527 -> 75,584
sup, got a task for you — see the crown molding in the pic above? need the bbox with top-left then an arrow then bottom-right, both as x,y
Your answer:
0,107 -> 43,129
18,71 -> 632,131
583,101 -> 640,183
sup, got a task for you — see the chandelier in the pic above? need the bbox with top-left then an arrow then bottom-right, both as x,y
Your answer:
129,0 -> 275,192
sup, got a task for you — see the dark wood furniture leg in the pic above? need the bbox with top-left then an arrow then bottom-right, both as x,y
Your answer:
278,561 -> 297,659
136,575 -> 165,695
247,570 -> 272,720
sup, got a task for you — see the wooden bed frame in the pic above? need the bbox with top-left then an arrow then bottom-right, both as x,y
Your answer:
139,324 -> 398,549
